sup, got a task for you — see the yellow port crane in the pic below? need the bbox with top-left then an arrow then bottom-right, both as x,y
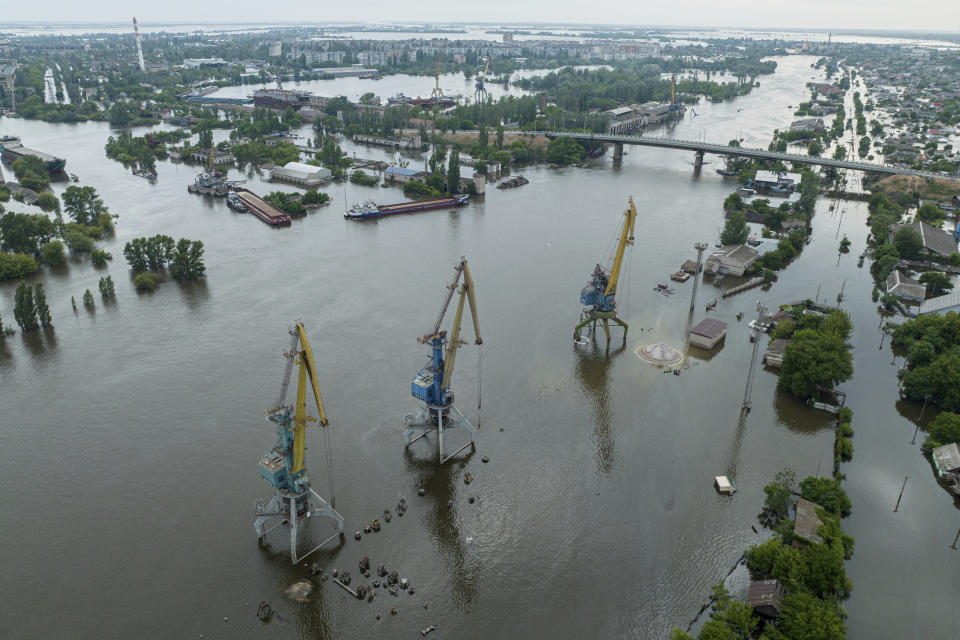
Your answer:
574,197 -> 638,344
431,41 -> 448,98
254,322 -> 344,563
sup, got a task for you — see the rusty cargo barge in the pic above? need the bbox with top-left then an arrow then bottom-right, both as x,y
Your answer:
232,189 -> 291,225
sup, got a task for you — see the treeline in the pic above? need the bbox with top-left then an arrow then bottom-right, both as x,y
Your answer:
123,234 -> 206,289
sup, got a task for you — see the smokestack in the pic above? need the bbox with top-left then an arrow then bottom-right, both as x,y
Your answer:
133,17 -> 146,73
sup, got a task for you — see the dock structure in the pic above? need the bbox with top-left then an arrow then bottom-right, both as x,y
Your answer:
352,134 -> 425,151
351,157 -> 389,172
722,277 -> 765,298
233,189 -> 292,225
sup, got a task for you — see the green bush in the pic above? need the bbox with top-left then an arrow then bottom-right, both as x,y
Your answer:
41,240 -> 66,265
403,181 -> 441,198
36,191 -> 59,212
301,190 -> 329,205
0,253 -> 39,280
133,272 -> 160,290
923,411 -> 960,451
90,249 -> 112,265
837,436 -> 853,461
64,230 -> 95,252
839,422 -> 854,438
837,407 -> 853,423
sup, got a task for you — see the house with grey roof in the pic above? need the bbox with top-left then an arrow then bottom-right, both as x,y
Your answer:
890,220 -> 959,257
886,269 -> 926,302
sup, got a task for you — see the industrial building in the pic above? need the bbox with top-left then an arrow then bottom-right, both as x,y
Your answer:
384,166 -> 429,184
182,58 -> 230,69
704,245 -> 759,277
688,318 -> 727,349
918,290 -> 960,316
932,443 -> 960,480
269,162 -> 333,187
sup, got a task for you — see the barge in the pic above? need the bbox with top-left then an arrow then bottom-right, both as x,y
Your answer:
233,188 -> 291,225
344,194 -> 469,220
0,136 -> 67,173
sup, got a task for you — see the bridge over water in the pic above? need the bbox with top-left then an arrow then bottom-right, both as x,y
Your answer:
502,130 -> 960,182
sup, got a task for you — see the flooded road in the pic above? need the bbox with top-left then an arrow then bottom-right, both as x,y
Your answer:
1,55 -> 957,638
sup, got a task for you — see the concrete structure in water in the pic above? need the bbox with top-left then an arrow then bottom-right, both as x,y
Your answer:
689,318 -> 727,349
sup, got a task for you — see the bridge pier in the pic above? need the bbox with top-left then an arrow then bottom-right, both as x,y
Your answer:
613,143 -> 623,160
694,150 -> 705,171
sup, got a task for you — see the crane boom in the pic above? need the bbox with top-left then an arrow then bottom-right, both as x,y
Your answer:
420,263 -> 463,343
603,197 -> 637,298
291,322 -> 327,474
440,258 -> 482,390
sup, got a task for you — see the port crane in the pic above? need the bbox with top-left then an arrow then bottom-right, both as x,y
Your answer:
404,257 -> 482,464
254,322 -> 343,563
474,59 -> 490,104
431,42 -> 448,99
574,197 -> 637,344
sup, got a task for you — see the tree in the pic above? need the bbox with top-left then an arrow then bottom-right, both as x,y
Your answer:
799,477 -> 852,517
873,244 -> 900,280
169,238 -> 206,280
919,271 -> 954,296
545,137 -> 585,165
893,227 -> 924,259
99,275 -> 116,297
0,211 -> 57,254
720,211 -> 749,245
923,411 -> 960,451
447,152 -> 460,194
36,191 -> 59,212
123,238 -> 149,272
773,591 -> 846,640
496,124 -> 505,149
41,240 -> 66,265
478,125 -> 488,148
14,281 -> 39,330
11,155 -> 51,192
723,192 -> 744,211
62,186 -> 106,226
915,203 -> 945,227
778,328 -> 853,399
808,138 -> 824,157
63,231 -> 94,252
762,468 -> 797,524
145,234 -> 175,271
83,288 -> 94,306
34,282 -> 52,326
134,272 -> 160,290
91,249 -> 112,265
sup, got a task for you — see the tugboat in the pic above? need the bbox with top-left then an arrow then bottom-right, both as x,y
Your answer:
344,200 -> 380,218
226,192 -> 248,212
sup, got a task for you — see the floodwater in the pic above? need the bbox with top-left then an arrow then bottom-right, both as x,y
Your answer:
1,55 -> 957,639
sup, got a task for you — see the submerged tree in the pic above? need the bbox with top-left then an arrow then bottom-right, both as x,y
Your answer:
169,239 -> 206,280
720,211 -> 750,245
14,281 -> 39,331
34,282 -> 52,326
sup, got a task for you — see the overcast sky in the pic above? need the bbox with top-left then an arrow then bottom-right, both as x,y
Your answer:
5,0 -> 960,33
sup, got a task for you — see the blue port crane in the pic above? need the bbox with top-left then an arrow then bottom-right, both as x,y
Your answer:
474,59 -> 490,104
404,257 -> 482,464
575,197 -> 637,344
254,322 -> 343,563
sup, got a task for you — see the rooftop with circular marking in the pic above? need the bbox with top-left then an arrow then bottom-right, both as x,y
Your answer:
636,342 -> 683,366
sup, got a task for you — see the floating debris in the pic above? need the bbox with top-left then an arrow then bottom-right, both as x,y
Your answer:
377,564 -> 387,577
399,578 -> 409,589
359,557 -> 370,572
356,585 -> 367,600
388,570 -> 399,585
340,571 -> 351,586
464,473 -> 474,485
256,601 -> 272,622
409,588 -> 416,595
421,625 -> 437,636
285,580 -> 313,602
481,456 -> 489,463
384,509 -> 392,522
310,562 -> 323,576
418,487 -> 426,496
391,607 -> 398,616
468,497 -> 475,504
371,519 -> 381,532
355,531 -> 362,540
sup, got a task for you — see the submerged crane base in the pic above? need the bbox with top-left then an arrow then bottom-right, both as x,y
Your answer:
574,311 -> 629,343
403,403 -> 477,464
254,488 -> 344,564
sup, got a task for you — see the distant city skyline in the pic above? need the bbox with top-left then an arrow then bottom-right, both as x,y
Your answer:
3,1 -> 959,34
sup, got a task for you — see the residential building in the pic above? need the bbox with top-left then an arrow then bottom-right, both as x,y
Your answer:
889,220 -> 959,257
763,338 -> 790,368
886,269 -> 927,302
0,59 -> 17,95
745,580 -> 784,619
931,443 -> 960,480
753,170 -> 803,191
269,41 -> 282,57
794,498 -> 824,544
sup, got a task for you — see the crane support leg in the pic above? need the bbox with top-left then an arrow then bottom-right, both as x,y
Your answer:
254,490 -> 344,563
404,404 -> 477,464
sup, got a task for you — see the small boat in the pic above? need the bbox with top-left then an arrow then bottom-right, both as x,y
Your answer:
737,186 -> 756,195
69,173 -> 79,182
716,169 -> 737,178
670,271 -> 691,282
226,192 -> 248,212
706,298 -> 718,311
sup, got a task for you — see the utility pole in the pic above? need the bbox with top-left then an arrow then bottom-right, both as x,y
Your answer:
894,476 -> 908,512
742,300 -> 767,411
690,242 -> 708,311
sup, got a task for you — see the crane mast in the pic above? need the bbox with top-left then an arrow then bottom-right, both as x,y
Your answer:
254,322 -> 343,563
474,59 -> 490,104
405,257 -> 482,464
574,197 -> 638,344
431,42 -> 448,98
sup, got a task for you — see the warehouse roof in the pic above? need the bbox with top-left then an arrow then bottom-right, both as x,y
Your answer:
283,161 -> 330,175
690,318 -> 728,339
385,166 -> 422,176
